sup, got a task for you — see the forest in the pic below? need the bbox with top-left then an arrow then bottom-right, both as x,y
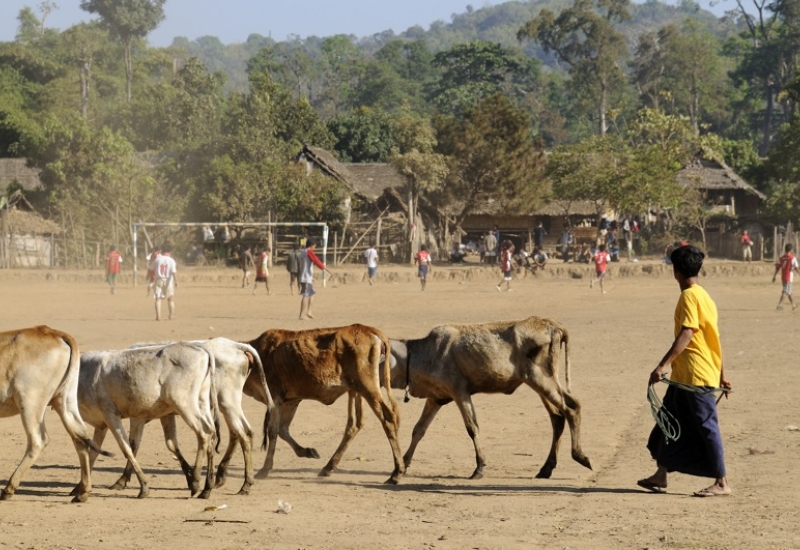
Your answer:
1,0 -> 799,261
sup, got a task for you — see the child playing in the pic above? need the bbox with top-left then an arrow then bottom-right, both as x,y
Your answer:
496,241 -> 513,291
414,244 -> 432,291
773,243 -> 800,310
253,247 -> 271,295
590,243 -> 611,294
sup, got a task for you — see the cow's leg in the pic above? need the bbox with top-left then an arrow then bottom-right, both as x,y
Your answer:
361,391 -> 405,485
452,395 -> 487,480
175,405 -> 216,499
160,415 -> 194,490
534,397 -> 566,479
215,404 -> 255,495
2,405 -> 49,500
103,413 -> 151,499
278,401 -> 320,459
403,398 -> 444,470
110,418 -> 146,490
256,401 -> 281,479
528,378 -> 592,473
319,393 -> 364,477
70,426 -> 108,497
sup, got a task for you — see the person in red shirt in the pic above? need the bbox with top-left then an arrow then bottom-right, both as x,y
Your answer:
496,240 -> 514,292
590,243 -> 611,294
105,245 -> 123,295
414,244 -> 432,291
772,243 -> 800,310
740,230 -> 753,263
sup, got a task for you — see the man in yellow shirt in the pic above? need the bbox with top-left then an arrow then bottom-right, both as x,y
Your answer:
638,245 -> 733,497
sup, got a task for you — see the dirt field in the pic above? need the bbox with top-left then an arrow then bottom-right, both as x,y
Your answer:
0,259 -> 797,549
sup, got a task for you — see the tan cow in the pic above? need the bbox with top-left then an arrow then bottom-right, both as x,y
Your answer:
77,343 -> 219,499
389,317 -> 592,479
245,324 -> 404,484
0,325 -> 111,502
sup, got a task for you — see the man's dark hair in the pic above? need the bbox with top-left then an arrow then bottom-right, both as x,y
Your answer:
670,245 -> 704,277
161,242 -> 173,253
306,237 -> 318,248
786,243 -> 794,253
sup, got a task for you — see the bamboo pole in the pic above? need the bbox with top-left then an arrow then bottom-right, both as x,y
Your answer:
339,208 -> 389,265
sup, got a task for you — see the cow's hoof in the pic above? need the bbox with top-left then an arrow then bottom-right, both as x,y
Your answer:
108,479 -> 127,491
573,452 -> 593,471
0,489 -> 13,501
318,468 -> 333,477
214,475 -> 226,489
383,476 -> 399,485
197,489 -> 212,500
255,468 -> 270,480
236,484 -> 251,496
303,448 -> 321,459
69,485 -> 80,497
70,492 -> 88,504
136,488 -> 149,499
535,469 -> 553,479
469,468 -> 484,480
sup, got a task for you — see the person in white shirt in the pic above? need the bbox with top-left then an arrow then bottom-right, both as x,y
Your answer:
364,244 -> 379,285
150,242 -> 178,321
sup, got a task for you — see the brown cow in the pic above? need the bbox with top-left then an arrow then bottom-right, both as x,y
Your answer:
245,324 -> 404,484
389,317 -> 592,480
0,326 -> 111,502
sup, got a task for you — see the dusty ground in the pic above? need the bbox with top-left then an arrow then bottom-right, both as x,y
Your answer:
0,259 -> 798,549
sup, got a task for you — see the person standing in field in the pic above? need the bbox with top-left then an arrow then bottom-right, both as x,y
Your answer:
740,230 -> 754,263
483,231 -> 497,265
151,242 -> 177,321
364,242 -> 379,285
590,243 -> 611,294
253,246 -> 271,295
145,245 -> 160,297
298,238 -> 332,320
414,244 -> 432,291
773,243 -> 800,311
105,245 -> 123,295
534,222 -> 547,251
496,241 -> 514,292
638,245 -> 732,497
240,245 -> 254,288
286,243 -> 302,295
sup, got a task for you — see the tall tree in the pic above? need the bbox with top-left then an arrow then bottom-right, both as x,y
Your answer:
518,0 -> 630,135
80,0 -> 167,102
435,94 -> 547,228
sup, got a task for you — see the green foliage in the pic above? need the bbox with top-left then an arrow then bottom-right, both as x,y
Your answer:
327,107 -> 398,162
435,94 -> 547,225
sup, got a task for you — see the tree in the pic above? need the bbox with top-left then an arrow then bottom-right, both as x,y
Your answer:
327,107 -> 397,162
62,23 -> 108,119
518,0 -> 630,135
435,94 -> 547,228
80,0 -> 167,102
427,41 -> 538,116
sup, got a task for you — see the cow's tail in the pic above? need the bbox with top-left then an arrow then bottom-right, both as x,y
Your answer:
54,332 -> 113,458
237,343 -> 274,453
206,348 -> 221,452
377,330 -> 399,425
559,327 -> 571,392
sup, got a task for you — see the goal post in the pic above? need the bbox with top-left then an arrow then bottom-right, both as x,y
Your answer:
131,221 -> 329,287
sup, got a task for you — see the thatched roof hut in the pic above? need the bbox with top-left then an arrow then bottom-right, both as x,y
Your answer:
677,159 -> 765,216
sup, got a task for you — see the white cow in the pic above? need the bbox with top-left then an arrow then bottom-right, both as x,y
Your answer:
0,326 -> 111,502
77,343 -> 219,499
114,338 -> 274,495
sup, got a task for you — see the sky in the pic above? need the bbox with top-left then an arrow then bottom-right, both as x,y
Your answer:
1,0 -> 731,46
1,0 -> 482,46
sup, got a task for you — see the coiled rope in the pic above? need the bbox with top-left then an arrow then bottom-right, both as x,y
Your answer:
648,375 -> 731,443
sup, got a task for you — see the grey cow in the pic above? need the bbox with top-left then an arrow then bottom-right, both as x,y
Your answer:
116,338 -> 274,496
77,343 -> 219,499
389,317 -> 592,480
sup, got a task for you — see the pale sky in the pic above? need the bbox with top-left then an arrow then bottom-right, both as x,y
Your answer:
1,0 -> 482,45
1,0 -> 731,46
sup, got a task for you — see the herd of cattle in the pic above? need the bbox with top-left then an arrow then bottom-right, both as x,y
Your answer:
0,317 -> 592,503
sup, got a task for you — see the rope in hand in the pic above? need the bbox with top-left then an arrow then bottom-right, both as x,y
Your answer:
647,374 -> 731,443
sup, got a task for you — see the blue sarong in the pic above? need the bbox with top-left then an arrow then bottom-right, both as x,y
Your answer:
647,385 -> 727,478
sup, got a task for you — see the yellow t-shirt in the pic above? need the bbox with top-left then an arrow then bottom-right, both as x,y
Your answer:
670,284 -> 722,387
